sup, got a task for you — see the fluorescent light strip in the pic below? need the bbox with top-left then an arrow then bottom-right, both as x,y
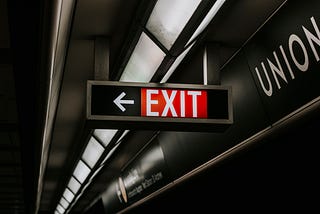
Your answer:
59,197 -> 69,209
120,32 -> 166,83
82,137 -> 104,168
146,0 -> 201,49
57,204 -> 65,214
187,0 -> 226,45
67,176 -> 81,195
73,160 -> 91,183
160,41 -> 196,83
93,129 -> 118,147
63,188 -> 74,203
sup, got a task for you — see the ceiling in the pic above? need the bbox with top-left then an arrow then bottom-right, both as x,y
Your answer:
1,0 -> 25,212
1,0 -> 289,213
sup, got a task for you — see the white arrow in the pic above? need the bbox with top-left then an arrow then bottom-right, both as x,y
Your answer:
113,92 -> 135,112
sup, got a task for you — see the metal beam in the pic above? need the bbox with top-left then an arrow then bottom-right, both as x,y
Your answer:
203,43 -> 220,85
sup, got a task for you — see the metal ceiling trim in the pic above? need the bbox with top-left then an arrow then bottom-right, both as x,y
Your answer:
35,0 -> 77,213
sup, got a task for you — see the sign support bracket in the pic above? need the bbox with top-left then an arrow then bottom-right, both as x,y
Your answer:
94,37 -> 110,81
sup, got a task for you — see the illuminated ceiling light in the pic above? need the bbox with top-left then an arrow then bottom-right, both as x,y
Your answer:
120,32 -> 166,82
67,176 -> 81,195
82,137 -> 104,168
146,0 -> 201,49
93,129 -> 118,147
160,41 -> 196,83
73,160 -> 91,183
59,197 -> 69,209
63,188 -> 74,203
56,204 -> 65,214
118,0 -> 226,84
187,0 -> 226,45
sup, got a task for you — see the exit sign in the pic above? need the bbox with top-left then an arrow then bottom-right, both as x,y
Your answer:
140,88 -> 207,118
87,81 -> 233,131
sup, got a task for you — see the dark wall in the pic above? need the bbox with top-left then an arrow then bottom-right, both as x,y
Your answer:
125,110 -> 320,213
84,199 -> 105,214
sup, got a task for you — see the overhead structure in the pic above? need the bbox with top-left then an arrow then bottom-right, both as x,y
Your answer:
52,1 -> 227,213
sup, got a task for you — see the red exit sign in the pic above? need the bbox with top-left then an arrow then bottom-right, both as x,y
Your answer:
141,89 -> 207,118
87,81 -> 233,132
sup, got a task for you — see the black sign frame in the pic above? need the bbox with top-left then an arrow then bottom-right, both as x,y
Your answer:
87,80 -> 233,132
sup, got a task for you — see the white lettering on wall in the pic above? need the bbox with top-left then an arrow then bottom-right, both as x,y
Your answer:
268,51 -> 288,89
289,34 -> 309,72
254,16 -> 320,97
303,17 -> 320,61
255,63 -> 273,96
279,45 -> 295,79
